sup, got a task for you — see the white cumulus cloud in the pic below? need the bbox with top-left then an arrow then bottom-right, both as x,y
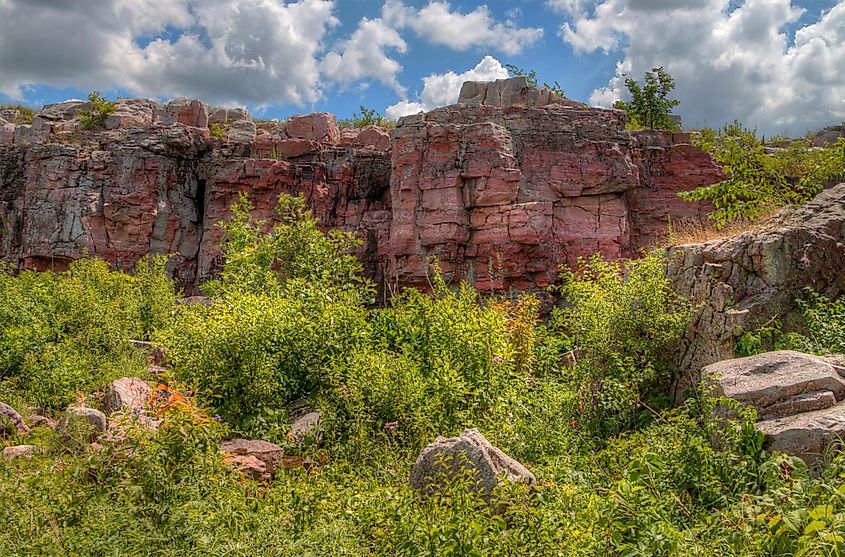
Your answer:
560,0 -> 845,135
320,17 -> 408,95
385,55 -> 509,119
383,1 -> 543,55
0,0 -> 337,106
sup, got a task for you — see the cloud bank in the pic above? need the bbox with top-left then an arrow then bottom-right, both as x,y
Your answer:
561,0 -> 845,134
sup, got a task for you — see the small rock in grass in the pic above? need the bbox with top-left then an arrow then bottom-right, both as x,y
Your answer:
58,406 -> 107,439
0,402 -> 30,435
3,445 -> 39,459
105,377 -> 152,415
220,438 -> 285,477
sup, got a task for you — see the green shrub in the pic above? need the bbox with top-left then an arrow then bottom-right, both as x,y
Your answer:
795,291 -> 845,354
613,66 -> 680,131
681,123 -> 845,227
77,91 -> 117,131
209,122 -> 226,139
160,282 -> 370,439
338,106 -> 395,129
205,193 -> 369,298
323,275 -> 542,449
0,257 -> 174,409
551,250 -> 691,437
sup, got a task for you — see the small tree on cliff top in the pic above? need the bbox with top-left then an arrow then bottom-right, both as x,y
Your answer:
613,66 -> 680,131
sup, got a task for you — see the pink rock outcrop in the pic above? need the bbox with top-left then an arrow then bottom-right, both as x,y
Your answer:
0,79 -> 723,294
388,99 -> 723,291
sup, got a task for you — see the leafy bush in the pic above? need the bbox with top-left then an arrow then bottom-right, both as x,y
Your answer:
551,251 -> 691,437
77,91 -> 117,131
338,105 -> 395,129
797,291 -> 845,354
204,193 -> 369,298
160,282 -> 370,439
324,273 -> 542,449
613,66 -> 680,131
681,123 -> 845,227
0,257 -> 174,409
208,122 -> 226,139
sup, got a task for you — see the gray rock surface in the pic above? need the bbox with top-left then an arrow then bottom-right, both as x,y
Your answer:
410,428 -> 535,497
669,183 -> 845,393
458,76 -> 576,109
226,120 -> 256,143
707,350 -> 845,464
104,377 -> 152,415
706,350 -> 845,420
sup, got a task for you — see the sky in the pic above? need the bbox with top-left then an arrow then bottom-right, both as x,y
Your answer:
0,0 -> 842,136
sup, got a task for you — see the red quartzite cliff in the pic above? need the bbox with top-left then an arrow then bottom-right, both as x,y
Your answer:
0,77 -> 723,292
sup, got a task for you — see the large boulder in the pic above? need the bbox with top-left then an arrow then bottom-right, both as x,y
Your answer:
226,120 -> 256,143
156,98 -> 209,128
285,113 -> 339,143
208,107 -> 251,125
410,429 -> 535,497
706,350 -> 845,464
0,402 -> 30,435
669,184 -> 845,389
457,76 -> 576,110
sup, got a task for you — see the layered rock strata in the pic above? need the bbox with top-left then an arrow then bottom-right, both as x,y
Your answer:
0,79 -> 722,293
706,350 -> 845,465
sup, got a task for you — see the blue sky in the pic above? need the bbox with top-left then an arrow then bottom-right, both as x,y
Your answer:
0,0 -> 842,135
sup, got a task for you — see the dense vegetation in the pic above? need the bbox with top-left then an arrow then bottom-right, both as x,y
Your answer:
682,122 -> 845,227
2,195 -> 845,555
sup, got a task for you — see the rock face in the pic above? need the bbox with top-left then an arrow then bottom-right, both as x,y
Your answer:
389,98 -> 720,290
706,350 -> 845,464
0,79 -> 722,293
669,184 -> 845,386
410,428 -> 535,497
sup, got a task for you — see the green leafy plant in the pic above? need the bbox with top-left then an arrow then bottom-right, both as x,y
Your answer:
681,122 -> 845,227
0,257 -> 174,409
613,66 -> 680,131
209,122 -> 226,139
204,193 -> 369,298
77,91 -> 117,131
338,106 -> 395,129
550,250 -> 691,437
